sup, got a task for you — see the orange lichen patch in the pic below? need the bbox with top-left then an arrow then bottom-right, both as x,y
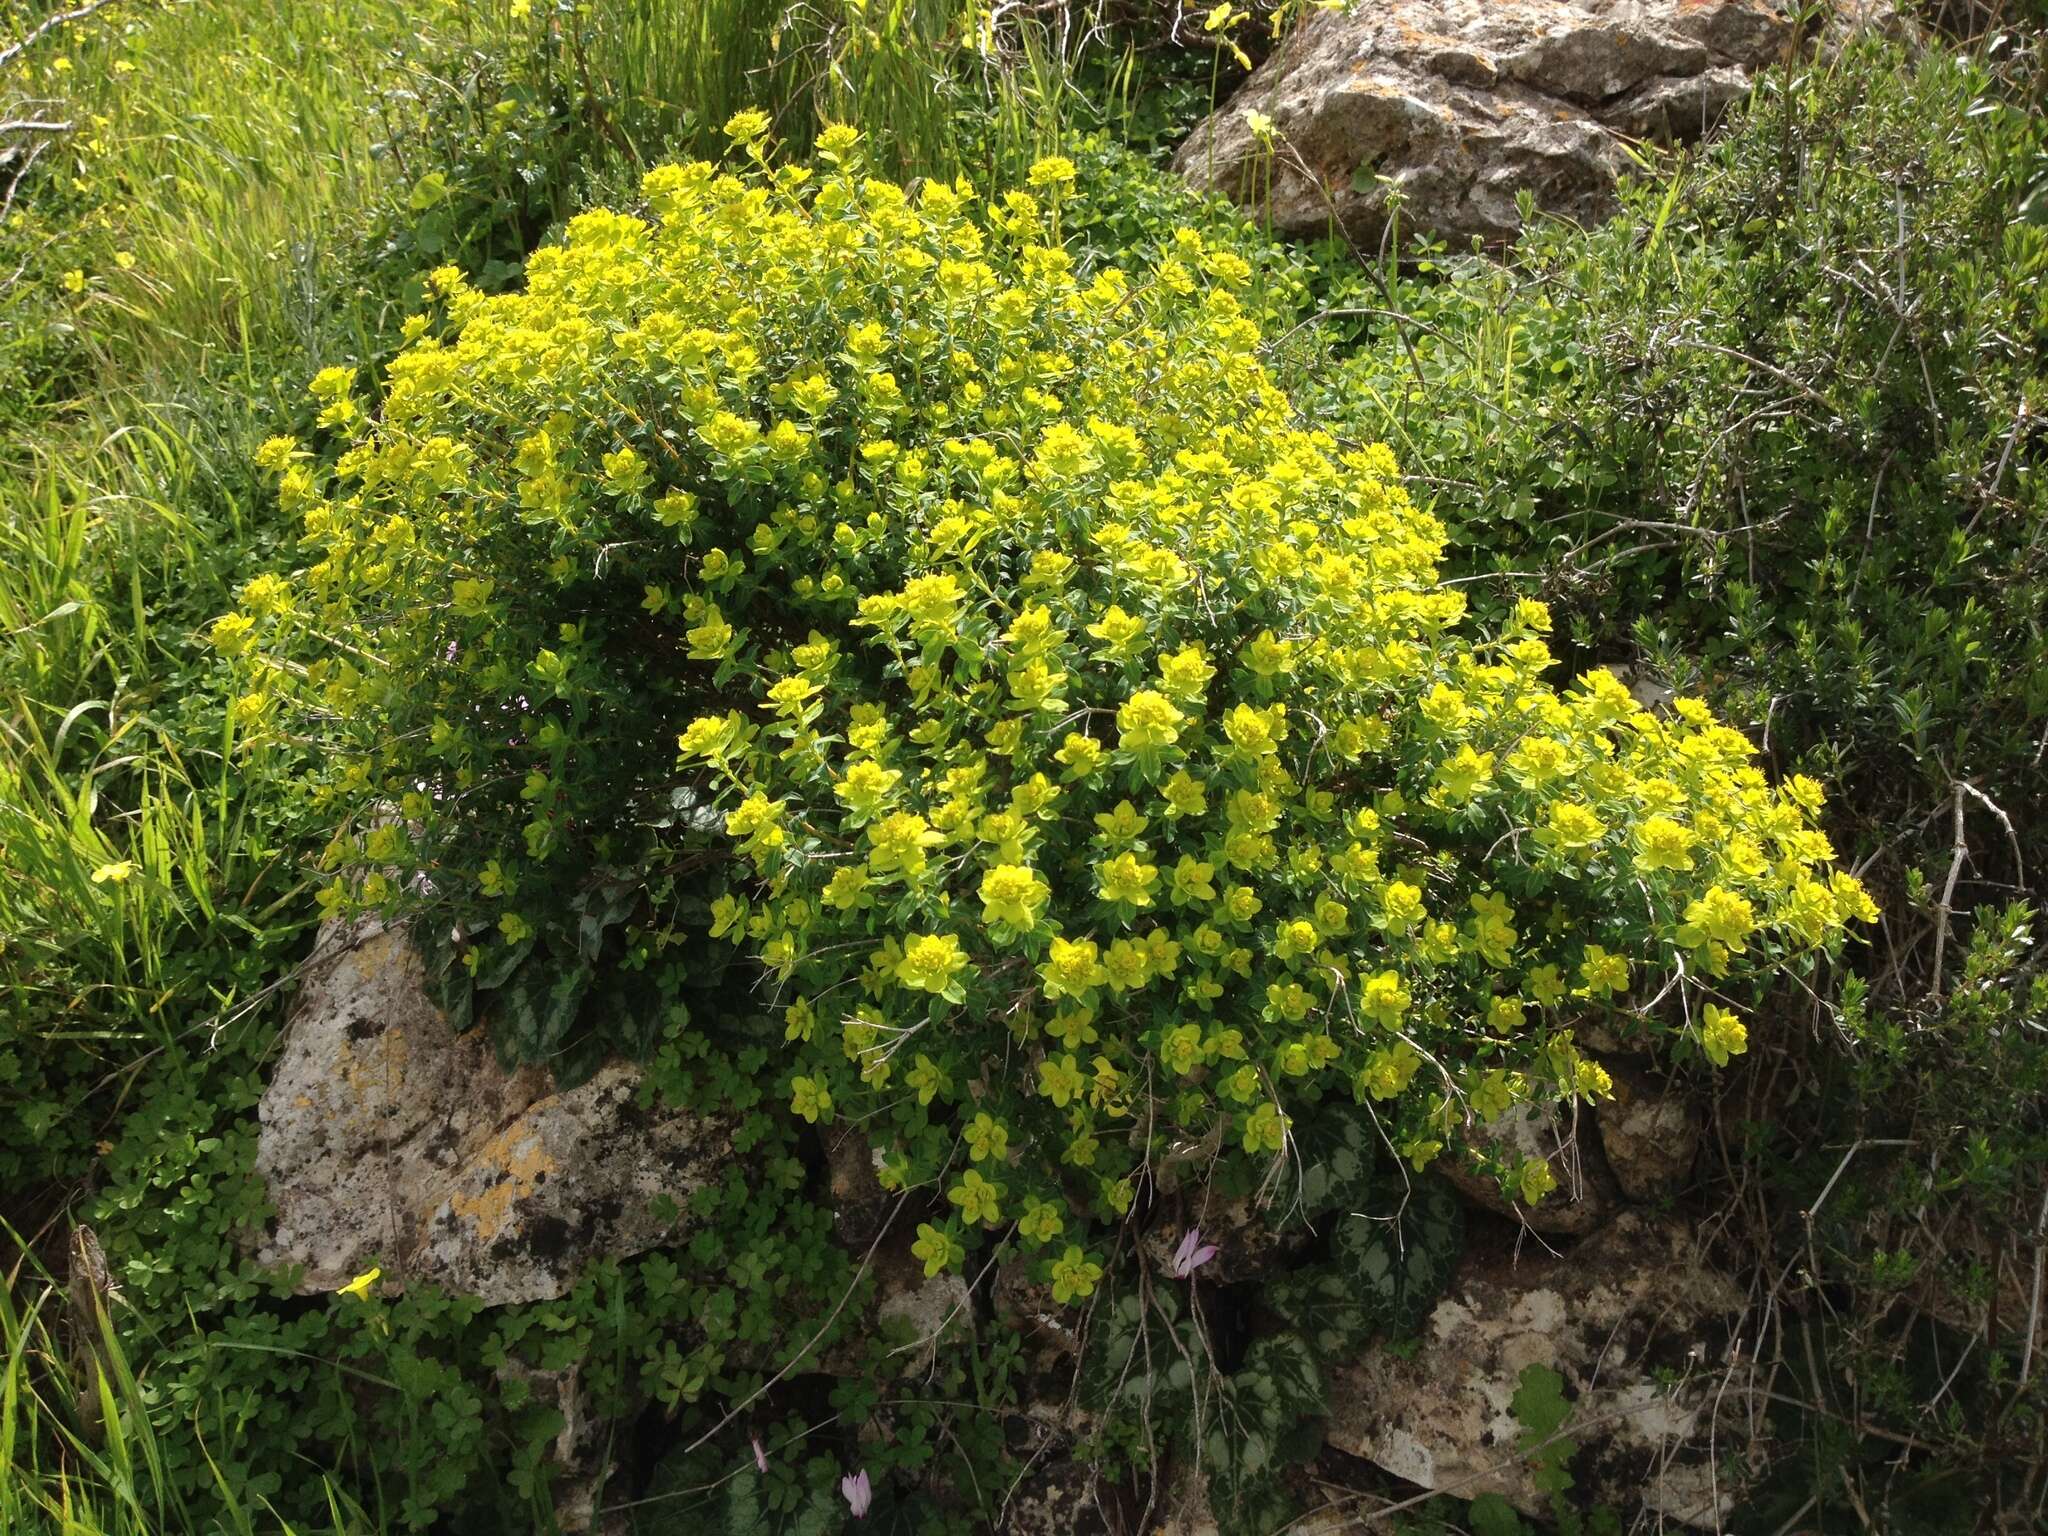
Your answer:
445,1123 -> 558,1245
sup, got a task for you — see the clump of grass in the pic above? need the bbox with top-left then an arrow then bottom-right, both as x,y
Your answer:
1,0 -> 507,396
2,1228 -> 366,1536
0,405 -> 307,1030
550,0 -> 1098,183
0,0 -> 495,1221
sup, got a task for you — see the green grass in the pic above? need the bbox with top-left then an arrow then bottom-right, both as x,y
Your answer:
1,1 -> 495,1193
553,0 -> 1089,181
3,0 -> 500,389
532,0 -> 1148,219
0,404 -> 293,1027
1,1236 -> 370,1536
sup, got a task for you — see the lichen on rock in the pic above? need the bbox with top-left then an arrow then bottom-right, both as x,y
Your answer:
1324,1211 -> 1748,1525
252,921 -> 730,1306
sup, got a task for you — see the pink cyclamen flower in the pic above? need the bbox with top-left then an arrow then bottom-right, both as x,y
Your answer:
841,1468 -> 873,1519
1170,1227 -> 1219,1279
751,1435 -> 768,1474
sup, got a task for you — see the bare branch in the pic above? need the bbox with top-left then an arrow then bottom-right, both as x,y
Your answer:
2021,1181 -> 2048,1390
1929,781 -> 1967,1002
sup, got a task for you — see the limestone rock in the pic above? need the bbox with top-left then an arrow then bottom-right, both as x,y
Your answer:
820,1219 -> 973,1377
995,1256 -> 1084,1360
1604,660 -> 1676,715
496,1359 -> 625,1534
823,1123 -> 891,1249
1157,1460 -> 1364,1535
253,922 -> 730,1306
875,1263 -> 972,1372
1597,1061 -> 1702,1200
1175,0 -> 1802,248
1325,1211 -> 1747,1527
1157,1464 -> 1223,1536
1439,1103 -> 1617,1235
997,1460 -> 1112,1535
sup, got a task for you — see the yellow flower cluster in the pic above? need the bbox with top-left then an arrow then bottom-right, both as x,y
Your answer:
237,131 -> 1871,1273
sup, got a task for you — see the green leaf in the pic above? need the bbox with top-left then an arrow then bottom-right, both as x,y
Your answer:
1266,1265 -> 1375,1355
1270,1177 -> 1465,1352
1231,1331 -> 1325,1429
1510,1362 -> 1571,1444
574,877 -> 640,962
1511,1363 -> 1578,1496
472,934 -> 532,991
1290,1108 -> 1376,1217
408,171 -> 450,210
1342,1178 -> 1466,1335
1469,1492 -> 1528,1536
1202,1464 -> 1297,1536
1203,1334 -> 1325,1536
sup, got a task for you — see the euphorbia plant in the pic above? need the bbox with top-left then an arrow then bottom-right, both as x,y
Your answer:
229,115 -> 1874,1299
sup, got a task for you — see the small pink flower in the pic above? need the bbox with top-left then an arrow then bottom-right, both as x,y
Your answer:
1170,1226 -> 1219,1279
751,1435 -> 768,1474
841,1468 -> 873,1519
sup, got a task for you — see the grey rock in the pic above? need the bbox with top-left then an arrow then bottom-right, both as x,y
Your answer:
253,922 -> 729,1306
496,1360 -> 627,1534
1603,660 -> 1676,714
1503,22 -> 1707,102
823,1123 -> 892,1248
1159,1463 -> 1222,1536
1597,1060 -> 1702,1200
1605,66 -> 1758,140
1818,0 -> 1914,55
1440,1102 -> 1618,1235
1326,1211 -> 1748,1527
876,1264 -> 972,1371
820,1218 -> 973,1378
994,1256 -> 1084,1360
1175,0 -> 1802,248
997,1459 -> 1111,1535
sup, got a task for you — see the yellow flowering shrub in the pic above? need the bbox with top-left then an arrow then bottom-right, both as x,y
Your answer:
232,124 -> 1873,1286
